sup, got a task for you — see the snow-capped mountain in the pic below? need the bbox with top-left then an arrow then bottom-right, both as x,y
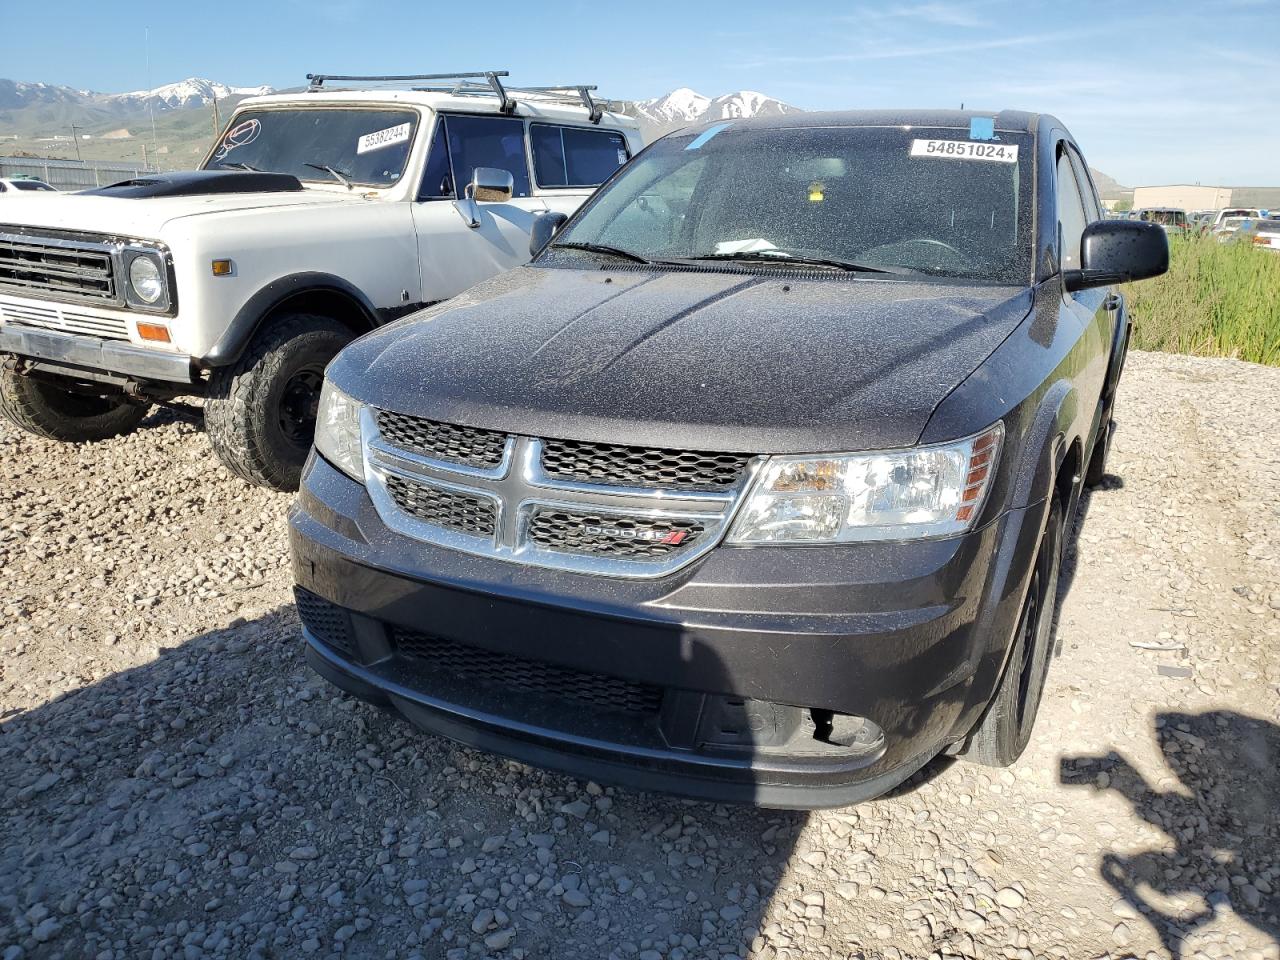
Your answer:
105,78 -> 274,110
626,88 -> 799,137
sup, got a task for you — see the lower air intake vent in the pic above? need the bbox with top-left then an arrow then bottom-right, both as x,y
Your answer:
394,629 -> 663,715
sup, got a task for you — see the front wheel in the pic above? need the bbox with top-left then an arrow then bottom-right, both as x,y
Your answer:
963,497 -> 1064,767
205,313 -> 353,491
0,364 -> 149,442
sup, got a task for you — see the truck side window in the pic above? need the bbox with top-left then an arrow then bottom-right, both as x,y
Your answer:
418,120 -> 455,200
1066,145 -> 1101,222
530,124 -> 629,188
440,115 -> 531,199
1056,148 -> 1088,271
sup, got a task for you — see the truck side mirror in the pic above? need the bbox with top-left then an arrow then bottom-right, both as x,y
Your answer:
1064,220 -> 1169,291
530,212 -> 569,258
455,167 -> 515,228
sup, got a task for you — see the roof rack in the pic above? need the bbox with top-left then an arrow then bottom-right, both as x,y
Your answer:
303,71 -> 608,123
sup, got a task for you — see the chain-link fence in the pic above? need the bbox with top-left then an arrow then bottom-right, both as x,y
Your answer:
0,156 -> 158,191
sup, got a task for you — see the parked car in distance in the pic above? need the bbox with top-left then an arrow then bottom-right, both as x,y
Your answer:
1212,207 -> 1261,228
1213,216 -> 1250,241
290,109 -> 1169,807
0,70 -> 641,490
0,177 -> 56,193
1136,207 -> 1188,235
1231,218 -> 1280,252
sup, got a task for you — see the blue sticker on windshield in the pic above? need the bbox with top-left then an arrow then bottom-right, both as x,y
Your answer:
969,117 -> 996,141
686,122 -> 733,151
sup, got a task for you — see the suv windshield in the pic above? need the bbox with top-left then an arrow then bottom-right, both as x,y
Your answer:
204,108 -> 419,187
551,124 -> 1034,283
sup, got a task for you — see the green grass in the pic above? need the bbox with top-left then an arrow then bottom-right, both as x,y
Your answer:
1123,235 -> 1280,367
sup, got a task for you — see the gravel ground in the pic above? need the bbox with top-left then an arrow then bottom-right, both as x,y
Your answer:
1,350 -> 1278,960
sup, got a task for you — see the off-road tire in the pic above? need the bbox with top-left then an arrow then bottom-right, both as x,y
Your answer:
963,496 -> 1064,766
0,365 -> 149,442
205,313 -> 353,491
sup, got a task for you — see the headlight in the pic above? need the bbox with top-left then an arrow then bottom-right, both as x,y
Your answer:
128,255 -> 164,304
314,380 -> 365,483
728,423 -> 1003,544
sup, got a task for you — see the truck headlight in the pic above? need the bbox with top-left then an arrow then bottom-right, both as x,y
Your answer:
728,423 -> 1003,544
314,381 -> 365,483
127,255 -> 165,305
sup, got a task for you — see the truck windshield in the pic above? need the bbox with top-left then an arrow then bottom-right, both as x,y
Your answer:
553,124 -> 1034,283
204,108 -> 419,188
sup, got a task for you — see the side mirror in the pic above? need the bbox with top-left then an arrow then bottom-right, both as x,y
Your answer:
530,211 -> 569,258
1065,220 -> 1169,291
467,167 -> 514,204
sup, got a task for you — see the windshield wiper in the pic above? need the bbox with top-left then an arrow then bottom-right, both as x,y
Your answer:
218,160 -> 260,172
549,241 -> 651,264
680,251 -> 899,274
303,162 -> 352,190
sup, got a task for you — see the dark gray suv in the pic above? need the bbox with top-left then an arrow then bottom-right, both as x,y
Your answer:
289,110 -> 1168,808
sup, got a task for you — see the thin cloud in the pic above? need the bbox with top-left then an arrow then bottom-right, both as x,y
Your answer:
740,30 -> 1081,68
840,1 -> 992,28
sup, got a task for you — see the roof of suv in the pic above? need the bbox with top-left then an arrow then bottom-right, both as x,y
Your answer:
238,88 -> 639,130
675,108 -> 1046,135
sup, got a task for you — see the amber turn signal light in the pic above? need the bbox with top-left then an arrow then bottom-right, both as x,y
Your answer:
136,322 -> 171,343
211,259 -> 234,276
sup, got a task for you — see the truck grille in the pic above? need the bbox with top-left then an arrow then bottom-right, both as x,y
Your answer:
377,410 -> 507,468
0,299 -> 130,341
364,409 -> 757,578
394,629 -> 663,715
541,438 -> 751,491
0,233 -> 117,304
384,474 -> 497,536
529,510 -> 704,559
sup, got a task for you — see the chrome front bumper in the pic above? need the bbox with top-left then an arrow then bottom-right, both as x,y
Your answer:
0,324 -> 193,384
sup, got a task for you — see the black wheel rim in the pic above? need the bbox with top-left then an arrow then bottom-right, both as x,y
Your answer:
278,367 -> 324,446
1014,568 -> 1042,730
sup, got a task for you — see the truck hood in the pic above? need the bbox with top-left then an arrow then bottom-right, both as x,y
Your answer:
0,188 -> 354,241
329,265 -> 1035,454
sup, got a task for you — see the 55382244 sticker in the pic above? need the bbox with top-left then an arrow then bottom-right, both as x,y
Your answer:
357,122 -> 412,155
910,139 -> 1018,163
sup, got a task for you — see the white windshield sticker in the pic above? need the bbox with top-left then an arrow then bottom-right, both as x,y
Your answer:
356,122 -> 412,155
910,139 -> 1018,163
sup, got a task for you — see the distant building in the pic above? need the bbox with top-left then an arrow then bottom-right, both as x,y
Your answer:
1133,184 -> 1280,211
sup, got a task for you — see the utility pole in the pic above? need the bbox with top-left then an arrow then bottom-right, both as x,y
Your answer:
69,124 -> 83,163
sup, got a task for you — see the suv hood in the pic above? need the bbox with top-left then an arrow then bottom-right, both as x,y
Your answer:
330,266 -> 1034,454
0,187 -> 353,241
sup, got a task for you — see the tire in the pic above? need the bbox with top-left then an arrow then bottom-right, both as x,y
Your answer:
963,497 -> 1064,767
205,313 -> 353,491
0,364 -> 148,442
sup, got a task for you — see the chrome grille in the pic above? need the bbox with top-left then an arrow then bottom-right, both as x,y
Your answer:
0,232 -> 117,303
363,408 -> 758,578
541,438 -> 751,490
528,510 -> 704,559
0,298 -> 131,341
377,410 -> 507,467
384,474 -> 497,536
394,629 -> 663,715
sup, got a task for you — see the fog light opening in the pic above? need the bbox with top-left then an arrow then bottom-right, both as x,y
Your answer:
810,709 -> 885,754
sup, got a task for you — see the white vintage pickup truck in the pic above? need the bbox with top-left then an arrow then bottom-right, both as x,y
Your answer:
0,71 -> 642,489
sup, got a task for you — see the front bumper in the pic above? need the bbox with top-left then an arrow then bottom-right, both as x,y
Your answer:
290,454 -> 1046,808
0,324 -> 193,384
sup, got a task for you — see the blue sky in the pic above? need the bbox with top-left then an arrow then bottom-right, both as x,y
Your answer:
3,0 -> 1278,185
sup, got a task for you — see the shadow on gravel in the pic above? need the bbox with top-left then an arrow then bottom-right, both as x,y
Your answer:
0,605 -> 813,959
1062,710 -> 1279,958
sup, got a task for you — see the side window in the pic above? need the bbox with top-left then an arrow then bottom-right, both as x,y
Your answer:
530,124 -> 629,188
1056,148 -> 1088,271
1066,146 -> 1101,221
418,120 -> 454,200
440,114 -> 531,199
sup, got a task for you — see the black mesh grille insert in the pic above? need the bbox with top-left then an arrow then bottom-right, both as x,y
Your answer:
294,588 -> 355,658
377,411 -> 508,468
540,438 -> 751,490
394,629 -> 663,715
528,510 -> 704,559
385,474 -> 496,536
